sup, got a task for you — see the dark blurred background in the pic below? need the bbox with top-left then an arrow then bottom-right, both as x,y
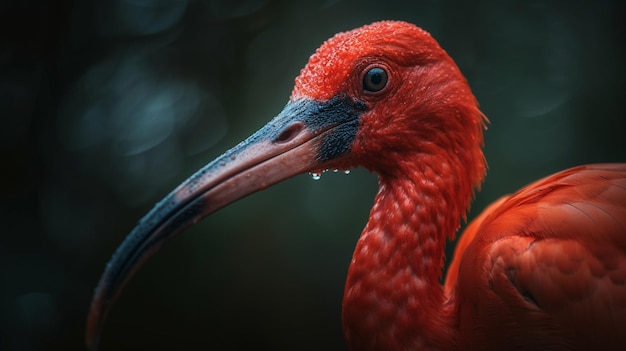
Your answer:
1,0 -> 624,350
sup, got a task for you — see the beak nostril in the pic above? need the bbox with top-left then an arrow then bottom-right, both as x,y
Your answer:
274,122 -> 305,144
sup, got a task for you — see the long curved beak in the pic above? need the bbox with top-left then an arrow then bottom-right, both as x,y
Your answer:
86,96 -> 362,349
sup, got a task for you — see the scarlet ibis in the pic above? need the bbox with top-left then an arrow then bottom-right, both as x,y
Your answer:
87,21 -> 626,350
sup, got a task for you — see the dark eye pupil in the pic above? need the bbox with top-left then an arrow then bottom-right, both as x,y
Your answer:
371,73 -> 382,85
363,67 -> 388,92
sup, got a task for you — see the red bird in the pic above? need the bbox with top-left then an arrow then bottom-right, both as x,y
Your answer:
87,21 -> 626,350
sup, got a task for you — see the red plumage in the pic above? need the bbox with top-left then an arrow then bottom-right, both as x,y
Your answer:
451,164 -> 626,350
86,21 -> 626,351
295,22 -> 626,350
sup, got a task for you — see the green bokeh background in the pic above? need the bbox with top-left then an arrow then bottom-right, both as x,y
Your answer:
1,0 -> 624,350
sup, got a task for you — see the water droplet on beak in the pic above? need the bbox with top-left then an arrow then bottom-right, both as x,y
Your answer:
310,172 -> 322,180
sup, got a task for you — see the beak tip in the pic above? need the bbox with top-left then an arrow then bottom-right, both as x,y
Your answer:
85,317 -> 102,351
85,287 -> 108,351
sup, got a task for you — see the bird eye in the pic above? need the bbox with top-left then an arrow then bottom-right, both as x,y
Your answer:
363,67 -> 388,93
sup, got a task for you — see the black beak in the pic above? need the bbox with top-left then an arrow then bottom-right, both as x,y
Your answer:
86,96 -> 365,349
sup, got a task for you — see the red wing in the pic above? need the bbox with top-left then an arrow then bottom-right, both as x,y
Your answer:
454,163 -> 626,350
444,195 -> 510,297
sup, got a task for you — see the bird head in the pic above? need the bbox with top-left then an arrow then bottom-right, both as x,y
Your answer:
86,21 -> 486,349
293,21 -> 485,177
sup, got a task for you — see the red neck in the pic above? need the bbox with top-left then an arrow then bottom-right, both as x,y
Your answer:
342,154 -> 475,350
